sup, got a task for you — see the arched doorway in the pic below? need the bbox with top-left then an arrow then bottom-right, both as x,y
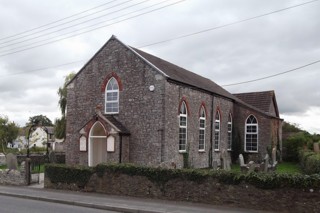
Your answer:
88,121 -> 107,166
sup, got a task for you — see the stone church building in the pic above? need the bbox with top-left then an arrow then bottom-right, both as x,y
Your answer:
65,35 -> 282,168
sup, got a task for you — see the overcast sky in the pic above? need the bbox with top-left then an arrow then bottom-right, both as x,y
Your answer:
0,0 -> 319,133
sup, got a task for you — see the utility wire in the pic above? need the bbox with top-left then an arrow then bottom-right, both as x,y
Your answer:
0,0 -> 119,41
0,0 -> 137,47
0,0 -> 315,55
138,0 -> 319,48
0,0 -> 184,57
0,60 -> 84,77
221,59 -> 320,87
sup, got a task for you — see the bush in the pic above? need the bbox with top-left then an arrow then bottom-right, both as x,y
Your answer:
283,132 -> 311,162
299,150 -> 320,174
45,164 -> 93,188
45,163 -> 320,190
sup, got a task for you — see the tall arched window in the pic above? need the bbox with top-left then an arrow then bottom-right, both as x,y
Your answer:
179,101 -> 187,151
199,106 -> 206,151
214,111 -> 220,151
105,77 -> 119,114
245,115 -> 258,152
227,114 -> 232,150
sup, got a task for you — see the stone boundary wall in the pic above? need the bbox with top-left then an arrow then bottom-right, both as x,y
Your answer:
45,170 -> 320,212
0,162 -> 27,185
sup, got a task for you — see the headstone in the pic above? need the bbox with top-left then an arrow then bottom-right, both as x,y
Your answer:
272,147 -> 277,165
6,153 -> 18,170
221,149 -> 231,171
263,154 -> 270,172
239,154 -> 245,167
313,143 -> 319,153
0,153 -> 6,166
49,151 -> 56,163
248,161 -> 256,172
239,154 -> 249,172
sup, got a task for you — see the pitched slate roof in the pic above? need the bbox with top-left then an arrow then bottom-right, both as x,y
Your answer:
233,91 -> 279,117
131,47 -> 235,100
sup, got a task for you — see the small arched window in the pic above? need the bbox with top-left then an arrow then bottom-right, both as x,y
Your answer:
199,106 -> 206,151
105,77 -> 119,114
179,101 -> 187,151
214,111 -> 220,151
245,115 -> 258,152
227,114 -> 232,150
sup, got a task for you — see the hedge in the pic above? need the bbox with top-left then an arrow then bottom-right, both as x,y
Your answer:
45,163 -> 320,190
299,149 -> 320,174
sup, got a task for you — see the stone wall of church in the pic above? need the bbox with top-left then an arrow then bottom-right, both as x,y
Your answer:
66,37 -> 166,166
163,81 -> 234,169
233,103 -> 275,162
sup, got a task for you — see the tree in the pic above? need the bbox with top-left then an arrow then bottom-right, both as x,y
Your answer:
26,115 -> 53,127
0,115 -> 19,153
55,72 -> 75,139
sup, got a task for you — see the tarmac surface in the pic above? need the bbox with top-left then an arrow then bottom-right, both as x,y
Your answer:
0,174 -> 270,213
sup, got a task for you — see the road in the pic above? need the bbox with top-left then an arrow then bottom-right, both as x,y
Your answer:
0,195 -> 118,213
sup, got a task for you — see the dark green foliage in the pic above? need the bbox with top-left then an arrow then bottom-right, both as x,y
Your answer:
54,117 -> 66,139
46,163 -> 320,190
283,132 -> 312,162
26,115 -> 53,126
282,122 -> 302,133
0,115 -> 19,153
299,150 -> 320,174
45,164 -> 93,188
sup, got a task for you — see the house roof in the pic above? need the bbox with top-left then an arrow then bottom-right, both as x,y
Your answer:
233,91 -> 280,117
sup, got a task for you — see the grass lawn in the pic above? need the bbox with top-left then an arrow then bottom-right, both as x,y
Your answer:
276,162 -> 301,174
0,165 -> 7,170
231,162 -> 302,174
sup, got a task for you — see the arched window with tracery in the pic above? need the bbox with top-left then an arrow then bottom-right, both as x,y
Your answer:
245,115 -> 258,152
199,106 -> 206,151
179,101 -> 187,151
227,113 -> 232,150
214,110 -> 220,151
105,77 -> 119,114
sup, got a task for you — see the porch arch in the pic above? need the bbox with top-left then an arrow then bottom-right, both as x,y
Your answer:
88,121 -> 107,166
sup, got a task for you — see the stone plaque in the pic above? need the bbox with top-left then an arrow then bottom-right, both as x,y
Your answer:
6,153 -> 18,170
79,136 -> 87,151
107,136 -> 115,152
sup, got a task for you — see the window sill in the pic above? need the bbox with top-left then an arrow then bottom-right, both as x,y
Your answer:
179,150 -> 187,154
245,151 -> 258,153
214,149 -> 220,152
198,150 -> 205,153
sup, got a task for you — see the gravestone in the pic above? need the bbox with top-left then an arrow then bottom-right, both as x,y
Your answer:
313,143 -> 319,153
221,149 -> 231,171
0,153 -> 6,166
272,147 -> 277,165
263,154 -> 270,172
49,151 -> 57,163
6,153 -> 18,170
239,154 -> 249,172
